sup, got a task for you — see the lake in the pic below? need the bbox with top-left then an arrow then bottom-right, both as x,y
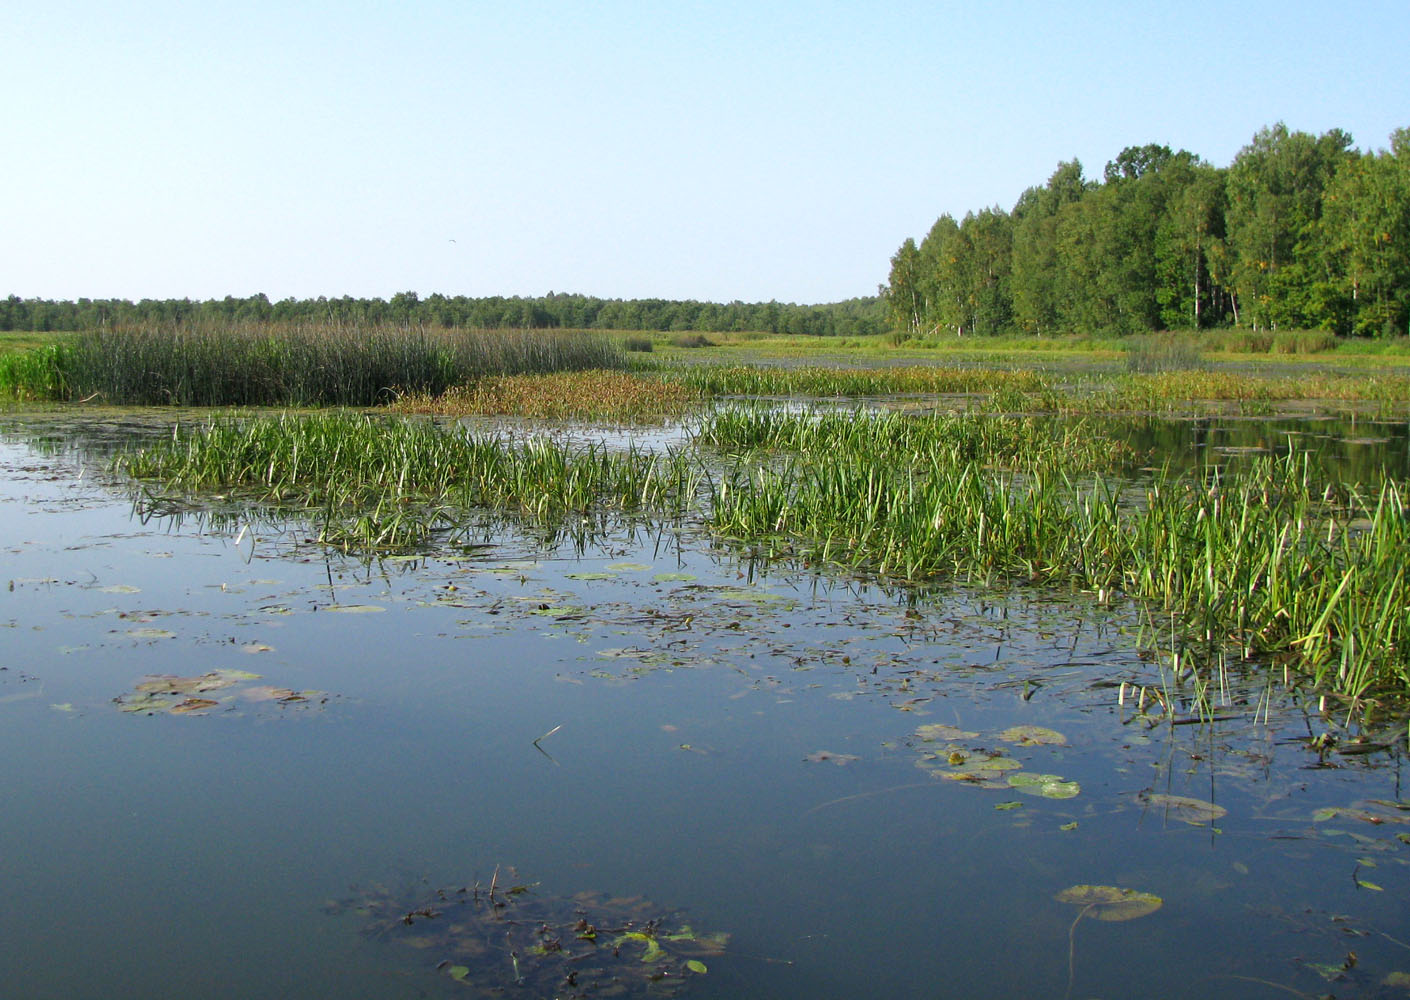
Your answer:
1,410 -> 1407,999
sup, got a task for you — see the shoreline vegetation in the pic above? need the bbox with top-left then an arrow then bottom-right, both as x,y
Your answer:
3,321 -> 1408,717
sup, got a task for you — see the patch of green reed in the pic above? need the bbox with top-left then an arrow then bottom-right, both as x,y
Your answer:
700,409 -> 1410,703
1124,333 -> 1205,373
12,322 -> 625,407
660,364 -> 1049,398
0,343 -> 71,401
114,413 -> 703,550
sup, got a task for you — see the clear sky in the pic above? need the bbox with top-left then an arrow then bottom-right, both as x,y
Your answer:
4,1 -> 1408,305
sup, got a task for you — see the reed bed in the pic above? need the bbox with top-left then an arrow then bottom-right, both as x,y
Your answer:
3,322 -> 625,407
658,364 -> 1049,398
391,371 -> 699,422
114,413 -> 702,549
698,409 -> 1409,703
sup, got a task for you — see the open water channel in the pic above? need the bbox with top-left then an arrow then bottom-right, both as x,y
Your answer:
1,410 -> 1408,999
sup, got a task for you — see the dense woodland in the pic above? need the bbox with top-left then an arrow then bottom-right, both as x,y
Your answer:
0,291 -> 885,338
886,123 -> 1410,339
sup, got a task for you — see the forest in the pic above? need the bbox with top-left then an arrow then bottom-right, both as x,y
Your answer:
0,291 -> 884,339
885,123 -> 1410,339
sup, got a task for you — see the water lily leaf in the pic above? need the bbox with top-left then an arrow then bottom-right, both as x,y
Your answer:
1357,879 -> 1384,891
565,572 -> 617,580
915,723 -> 978,742
1008,772 -> 1080,799
1382,971 -> 1410,987
1145,793 -> 1227,825
804,750 -> 859,765
652,573 -> 697,583
169,697 -> 220,715
100,584 -> 141,594
324,604 -> 385,614
1313,806 -> 1407,825
116,693 -> 175,713
1055,884 -> 1162,921
605,562 -> 650,572
126,628 -> 176,639
998,725 -> 1067,746
995,801 -> 1023,811
240,643 -> 274,654
446,965 -> 469,981
1060,821 -> 1079,831
686,960 -> 707,974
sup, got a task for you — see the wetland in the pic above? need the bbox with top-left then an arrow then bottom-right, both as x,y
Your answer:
2,334 -> 1410,999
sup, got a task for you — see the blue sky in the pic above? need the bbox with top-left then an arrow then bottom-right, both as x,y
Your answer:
4,1 -> 1408,304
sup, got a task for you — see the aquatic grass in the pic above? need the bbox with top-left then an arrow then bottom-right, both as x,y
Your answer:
9,321 -> 625,406
115,412 -> 704,550
699,409 -> 1410,703
0,343 -> 72,401
391,370 -> 699,422
1124,333 -> 1205,373
659,364 -> 1049,398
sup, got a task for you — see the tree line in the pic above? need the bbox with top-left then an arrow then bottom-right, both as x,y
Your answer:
886,123 -> 1410,339
0,291 -> 885,338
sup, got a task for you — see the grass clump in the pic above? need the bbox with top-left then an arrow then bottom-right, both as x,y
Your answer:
391,371 -> 700,422
115,412 -> 703,550
2,322 -> 625,407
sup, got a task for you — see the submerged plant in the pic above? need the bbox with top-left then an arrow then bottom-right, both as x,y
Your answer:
325,873 -> 728,998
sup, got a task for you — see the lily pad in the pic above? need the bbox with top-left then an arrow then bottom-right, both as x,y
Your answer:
605,562 -> 651,572
1008,772 -> 1080,799
653,573 -> 698,583
998,725 -> 1068,747
1055,884 -> 1162,921
565,572 -> 618,581
915,723 -> 979,742
1144,793 -> 1227,825
324,604 -> 385,614
169,697 -> 220,715
804,750 -> 859,766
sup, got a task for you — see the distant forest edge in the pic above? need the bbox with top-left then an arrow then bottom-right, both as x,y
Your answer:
0,292 -> 885,339
886,123 -> 1410,339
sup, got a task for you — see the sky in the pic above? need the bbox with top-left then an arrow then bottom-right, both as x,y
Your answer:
4,1 -> 1409,306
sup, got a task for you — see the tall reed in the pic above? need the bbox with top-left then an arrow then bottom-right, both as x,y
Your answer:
9,321 -> 626,406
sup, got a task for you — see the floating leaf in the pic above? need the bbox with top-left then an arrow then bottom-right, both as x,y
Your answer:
446,965 -> 469,981
1382,971 -> 1410,987
100,584 -> 141,594
240,643 -> 274,654
170,697 -> 220,714
804,750 -> 859,766
995,801 -> 1023,811
998,725 -> 1068,747
1009,772 -> 1080,799
1357,879 -> 1384,891
565,572 -> 618,580
605,562 -> 650,572
1060,821 -> 1079,831
1313,806 -> 1407,826
652,573 -> 697,583
1145,793 -> 1227,825
324,604 -> 385,614
915,723 -> 978,742
116,693 -> 175,713
1055,885 -> 1162,921
126,628 -> 176,639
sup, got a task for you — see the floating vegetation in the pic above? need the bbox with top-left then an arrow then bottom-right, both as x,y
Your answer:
1055,884 -> 1163,923
1140,792 -> 1228,826
326,872 -> 729,998
114,670 -> 323,715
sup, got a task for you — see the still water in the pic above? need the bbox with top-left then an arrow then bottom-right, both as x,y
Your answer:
1,417 -> 1407,999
